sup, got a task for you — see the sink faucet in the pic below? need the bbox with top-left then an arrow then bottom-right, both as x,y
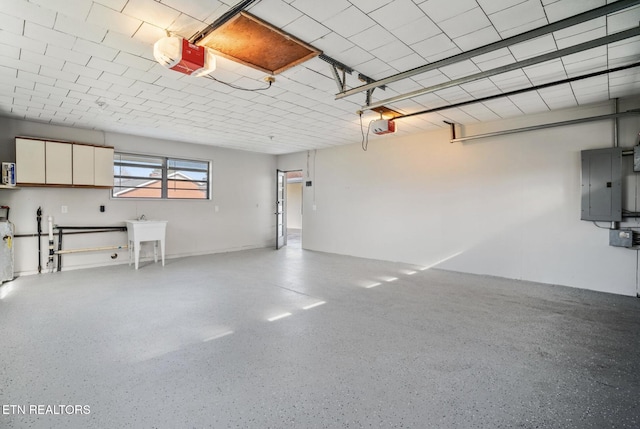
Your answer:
138,214 -> 146,221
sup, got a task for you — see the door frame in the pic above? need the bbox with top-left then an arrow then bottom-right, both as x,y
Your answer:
276,169 -> 286,249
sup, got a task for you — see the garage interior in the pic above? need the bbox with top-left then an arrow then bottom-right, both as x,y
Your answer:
1,0 -> 640,427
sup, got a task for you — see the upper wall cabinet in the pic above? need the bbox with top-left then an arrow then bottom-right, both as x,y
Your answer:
15,137 -> 114,188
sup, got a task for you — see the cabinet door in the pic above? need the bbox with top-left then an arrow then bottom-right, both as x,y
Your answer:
45,141 -> 72,185
72,144 -> 94,185
15,138 -> 45,184
94,146 -> 114,187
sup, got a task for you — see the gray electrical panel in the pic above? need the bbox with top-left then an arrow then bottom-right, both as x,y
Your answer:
581,147 -> 622,222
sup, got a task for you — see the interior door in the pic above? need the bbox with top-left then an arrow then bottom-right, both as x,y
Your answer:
276,169 -> 286,249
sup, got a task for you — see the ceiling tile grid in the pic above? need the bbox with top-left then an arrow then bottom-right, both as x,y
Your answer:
0,0 -> 637,154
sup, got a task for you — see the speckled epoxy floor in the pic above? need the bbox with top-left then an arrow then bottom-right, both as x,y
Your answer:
1,247 -> 639,428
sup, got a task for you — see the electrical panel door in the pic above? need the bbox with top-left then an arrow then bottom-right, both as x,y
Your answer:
581,147 -> 622,222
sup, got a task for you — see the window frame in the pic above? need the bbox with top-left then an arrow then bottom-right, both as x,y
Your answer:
112,151 -> 212,201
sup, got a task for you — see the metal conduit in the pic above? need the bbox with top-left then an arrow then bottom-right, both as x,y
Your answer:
337,0 -> 640,99
449,110 -> 640,143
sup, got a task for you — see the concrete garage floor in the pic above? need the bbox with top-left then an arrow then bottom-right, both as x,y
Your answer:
1,247 -> 639,429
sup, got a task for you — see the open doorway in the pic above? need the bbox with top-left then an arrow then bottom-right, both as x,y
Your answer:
285,171 -> 303,248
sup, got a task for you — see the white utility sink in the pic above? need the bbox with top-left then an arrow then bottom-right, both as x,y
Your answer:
125,220 -> 167,270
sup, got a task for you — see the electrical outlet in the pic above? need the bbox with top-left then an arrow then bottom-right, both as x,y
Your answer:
61,205 -> 68,213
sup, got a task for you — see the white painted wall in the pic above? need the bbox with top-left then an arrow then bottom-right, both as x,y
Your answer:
278,98 -> 640,296
0,117 -> 276,275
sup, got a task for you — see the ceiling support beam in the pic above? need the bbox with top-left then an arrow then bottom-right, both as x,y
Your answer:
393,62 -> 640,121
360,26 -> 640,111
336,0 -> 640,100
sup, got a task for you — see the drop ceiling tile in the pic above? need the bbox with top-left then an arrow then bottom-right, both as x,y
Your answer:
607,5 -> 640,34
544,0 -> 605,22
35,82 -> 70,97
72,39 -> 118,62
489,69 -> 532,91
123,67 -> 160,84
102,31 -> 152,58
555,26 -> 606,50
249,0 -> 303,28
53,15 -> 107,43
399,91 -> 445,109
122,0 -> 182,29
500,17 -> 548,39
0,0 -> 56,28
574,90 -> 609,105
132,22 -> 166,45
159,0 -> 223,22
392,15 -> 440,45
348,0 -> 395,14
386,53 -> 428,72
313,31 -> 355,56
167,14 -> 207,39
412,33 -> 457,60
440,60 -> 481,80
290,0 -> 351,22
477,0 -> 529,15
22,50 -> 65,70
77,75 -> 112,90
435,86 -> 471,103
561,45 -> 606,64
100,71 -> 136,88
87,3 -> 142,37
488,0 -> 546,34
350,25 -> 396,51
472,51 -> 517,71
0,12 -> 25,35
323,6 -> 376,38
460,79 -> 501,98
438,8 -> 493,39
54,80 -> 90,93
417,0 -> 477,23
570,74 -> 607,92
113,51 -> 156,72
0,43 -> 21,59
454,26 -> 501,51
459,103 -> 502,121
24,22 -> 77,48
564,56 -> 607,75
522,59 -> 567,84
283,15 -> 331,43
2,58 -> 40,76
46,44 -> 91,66
371,40 -> 415,63
87,56 -> 128,75
482,98 -> 523,118
507,91 -> 549,114
608,37 -> 640,61
439,108 -> 480,123
369,0 -> 425,31
509,35 -> 557,61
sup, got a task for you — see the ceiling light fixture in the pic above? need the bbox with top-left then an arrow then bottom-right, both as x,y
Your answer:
154,36 -> 216,77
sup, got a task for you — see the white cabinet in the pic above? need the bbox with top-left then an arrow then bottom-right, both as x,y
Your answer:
15,138 -> 45,184
72,144 -> 94,185
15,137 -> 114,188
94,146 -> 114,187
45,142 -> 73,185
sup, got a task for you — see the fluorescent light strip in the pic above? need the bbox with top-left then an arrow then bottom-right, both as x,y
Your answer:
303,301 -> 326,310
366,282 -> 382,289
386,277 -> 398,282
268,312 -> 292,322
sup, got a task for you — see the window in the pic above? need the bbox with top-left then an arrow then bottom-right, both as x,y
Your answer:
112,152 -> 210,200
